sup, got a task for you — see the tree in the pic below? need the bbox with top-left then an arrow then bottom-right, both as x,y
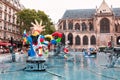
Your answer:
16,9 -> 56,34
37,10 -> 56,35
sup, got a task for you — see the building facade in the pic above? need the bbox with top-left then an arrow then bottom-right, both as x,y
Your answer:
0,0 -> 24,42
57,0 -> 120,50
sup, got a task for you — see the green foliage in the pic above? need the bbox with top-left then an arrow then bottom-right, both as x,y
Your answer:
16,9 -> 56,34
41,24 -> 56,35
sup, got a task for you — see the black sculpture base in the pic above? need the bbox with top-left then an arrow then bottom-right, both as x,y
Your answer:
24,57 -> 46,71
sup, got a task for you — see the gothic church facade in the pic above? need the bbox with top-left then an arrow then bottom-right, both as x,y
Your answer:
57,0 -> 120,50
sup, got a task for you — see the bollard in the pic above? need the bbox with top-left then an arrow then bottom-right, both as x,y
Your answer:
12,53 -> 16,62
9,46 -> 16,62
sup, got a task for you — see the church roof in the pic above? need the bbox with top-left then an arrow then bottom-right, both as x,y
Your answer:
62,9 -> 96,19
62,8 -> 120,19
113,8 -> 120,17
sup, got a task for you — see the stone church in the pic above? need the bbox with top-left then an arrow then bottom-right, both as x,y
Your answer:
57,0 -> 120,50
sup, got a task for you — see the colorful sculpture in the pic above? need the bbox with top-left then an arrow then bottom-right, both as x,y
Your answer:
23,20 -> 62,58
22,20 -> 64,71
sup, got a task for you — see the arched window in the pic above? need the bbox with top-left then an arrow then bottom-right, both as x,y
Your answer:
75,35 -> 80,45
75,23 -> 80,31
100,18 -> 110,33
115,23 -> 120,33
68,33 -> 73,45
116,36 -> 120,45
90,35 -> 96,45
118,23 -> 120,33
68,21 -> 73,30
59,26 -> 62,29
61,33 -> 65,45
83,35 -> 88,45
89,22 -> 94,31
115,24 -> 118,32
63,21 -> 66,30
82,22 -> 87,31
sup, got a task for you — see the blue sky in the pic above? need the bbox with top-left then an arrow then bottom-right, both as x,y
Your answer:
20,0 -> 120,23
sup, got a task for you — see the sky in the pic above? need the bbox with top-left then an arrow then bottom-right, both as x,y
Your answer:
20,0 -> 120,24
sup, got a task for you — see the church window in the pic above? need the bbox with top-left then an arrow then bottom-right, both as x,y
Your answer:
115,23 -> 118,32
59,26 -> 62,29
68,21 -> 73,30
82,22 -> 87,31
68,33 -> 73,45
117,23 -> 120,33
63,21 -> 66,30
89,22 -> 94,31
75,23 -> 80,31
90,35 -> 96,45
83,35 -> 88,45
75,35 -> 80,45
61,33 -> 65,45
100,18 -> 110,33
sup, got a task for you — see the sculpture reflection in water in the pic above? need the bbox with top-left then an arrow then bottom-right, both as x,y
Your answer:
104,47 -> 120,68
53,40 -> 74,61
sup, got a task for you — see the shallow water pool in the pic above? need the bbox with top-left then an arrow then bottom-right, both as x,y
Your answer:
0,52 -> 120,80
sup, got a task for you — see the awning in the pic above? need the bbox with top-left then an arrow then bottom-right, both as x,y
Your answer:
0,42 -> 15,46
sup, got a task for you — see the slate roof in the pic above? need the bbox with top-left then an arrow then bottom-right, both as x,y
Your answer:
62,8 -> 120,19
113,8 -> 120,17
13,0 -> 25,9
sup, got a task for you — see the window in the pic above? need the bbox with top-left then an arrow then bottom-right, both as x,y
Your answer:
9,8 -> 11,14
75,23 -> 80,31
61,33 -> 65,45
9,16 -> 11,22
75,35 -> 80,45
0,12 -> 2,18
4,14 -> 7,21
100,18 -> 110,33
82,22 -> 87,31
83,35 -> 88,45
63,21 -> 66,30
5,6 -> 7,12
115,23 -> 120,33
68,21 -> 73,30
90,35 -> 96,45
115,24 -> 118,32
59,26 -> 62,29
4,22 -> 7,30
0,21 -> 2,29
68,33 -> 73,45
89,22 -> 94,31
